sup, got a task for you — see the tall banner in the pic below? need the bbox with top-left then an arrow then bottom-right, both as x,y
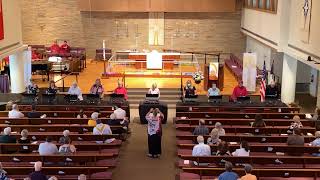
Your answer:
149,12 -> 164,46
0,0 -> 4,40
242,53 -> 257,92
300,0 -> 312,44
209,62 -> 219,80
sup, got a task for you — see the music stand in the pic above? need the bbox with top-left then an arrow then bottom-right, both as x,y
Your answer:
209,95 -> 223,103
110,93 -> 125,104
86,94 -> 100,104
237,96 -> 250,103
184,94 -> 198,103
42,93 -> 56,103
64,94 -> 78,103
21,93 -> 38,104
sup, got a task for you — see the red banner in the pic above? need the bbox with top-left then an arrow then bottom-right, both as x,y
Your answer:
0,0 -> 3,40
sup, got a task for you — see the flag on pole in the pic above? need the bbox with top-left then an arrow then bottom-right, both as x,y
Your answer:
260,61 -> 267,102
270,59 -> 275,82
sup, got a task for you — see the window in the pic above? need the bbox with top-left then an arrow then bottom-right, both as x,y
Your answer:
245,0 -> 277,14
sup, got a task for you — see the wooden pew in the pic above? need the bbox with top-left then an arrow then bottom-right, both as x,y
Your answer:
176,105 -> 300,113
176,112 -> 306,119
178,167 -> 320,180
176,134 -> 316,143
5,167 -> 111,179
18,104 -> 129,111
0,111 -> 113,118
174,118 -> 315,127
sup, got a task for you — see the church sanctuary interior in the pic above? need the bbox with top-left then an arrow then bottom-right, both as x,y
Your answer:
1,0 -> 320,179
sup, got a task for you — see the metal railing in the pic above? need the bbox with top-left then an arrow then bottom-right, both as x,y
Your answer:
54,72 -> 79,92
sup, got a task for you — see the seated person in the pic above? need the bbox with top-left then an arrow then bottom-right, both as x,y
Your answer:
216,161 -> 238,180
232,141 -> 250,157
58,130 -> 70,144
287,128 -> 304,146
76,108 -> 87,119
93,119 -> 113,144
114,81 -> 128,100
50,41 -> 60,54
88,111 -> 99,126
18,129 -> 30,144
265,80 -> 279,98
240,164 -> 257,180
59,41 -> 70,54
148,83 -> 160,97
231,80 -> 248,101
58,137 -> 76,154
213,122 -> 226,136
26,79 -> 39,94
38,136 -> 58,155
207,83 -> 220,96
46,81 -> 58,95
251,114 -> 266,127
310,107 -> 320,120
288,115 -> 303,132
29,161 -> 47,180
68,82 -> 83,100
207,128 -> 221,145
27,104 -> 42,118
8,104 -> 25,118
216,141 -> 231,156
78,174 -> 87,180
310,131 -> 320,146
192,135 -> 211,156
193,119 -> 209,136
0,127 -> 16,143
184,80 -> 196,97
89,78 -> 104,96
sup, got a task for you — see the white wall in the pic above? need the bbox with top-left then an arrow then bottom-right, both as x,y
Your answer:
246,37 -> 271,70
296,61 -> 311,83
0,0 -> 23,59
310,68 -> 318,97
288,0 -> 320,58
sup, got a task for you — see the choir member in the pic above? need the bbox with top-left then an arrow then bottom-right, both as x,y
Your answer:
148,83 -> 160,97
114,81 -> 128,100
26,79 -> 39,95
184,80 -> 196,97
60,41 -> 70,54
68,82 -> 83,100
89,78 -> 104,96
50,41 -> 60,54
207,83 -> 220,96
46,81 -> 58,95
266,80 -> 279,98
231,80 -> 248,101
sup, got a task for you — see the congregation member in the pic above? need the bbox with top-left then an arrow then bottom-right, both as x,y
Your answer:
78,174 -> 87,180
265,80 -> 279,98
76,108 -> 88,119
46,81 -> 58,95
287,128 -> 304,146
251,114 -> 266,127
310,107 -> 320,120
26,79 -> 39,95
68,82 -> 83,100
288,115 -> 303,134
192,135 -> 211,156
18,129 -> 30,144
240,164 -> 257,180
93,119 -> 113,144
146,108 -> 164,158
59,40 -> 70,54
231,80 -> 248,101
38,136 -> 58,155
27,104 -> 42,118
216,141 -> 231,156
114,82 -> 128,100
207,128 -> 221,145
109,105 -> 129,134
232,141 -> 250,157
213,122 -> 226,136
0,127 -> 16,143
59,137 -> 76,154
88,111 -> 99,126
89,78 -> 104,96
29,161 -> 47,180
147,83 -> 160,97
0,162 -> 10,180
50,41 -> 60,54
310,131 -> 320,146
184,80 -> 197,97
193,119 -> 209,136
216,161 -> 238,180
58,130 -> 70,144
207,83 -> 220,96
8,104 -> 24,118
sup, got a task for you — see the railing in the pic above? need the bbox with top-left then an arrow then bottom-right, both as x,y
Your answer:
54,72 -> 79,92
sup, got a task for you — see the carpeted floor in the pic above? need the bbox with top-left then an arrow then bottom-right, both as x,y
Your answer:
112,108 -> 177,180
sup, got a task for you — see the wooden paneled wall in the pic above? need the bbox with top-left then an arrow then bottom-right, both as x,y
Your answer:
78,0 -> 236,12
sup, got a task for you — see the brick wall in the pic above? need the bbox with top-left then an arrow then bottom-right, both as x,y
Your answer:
21,0 -> 246,58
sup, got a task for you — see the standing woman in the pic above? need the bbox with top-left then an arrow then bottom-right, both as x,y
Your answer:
146,108 -> 164,158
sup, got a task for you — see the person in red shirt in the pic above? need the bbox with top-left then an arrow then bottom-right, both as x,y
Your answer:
50,41 -> 60,54
231,80 -> 248,102
31,50 -> 39,60
114,82 -> 128,100
60,41 -> 70,54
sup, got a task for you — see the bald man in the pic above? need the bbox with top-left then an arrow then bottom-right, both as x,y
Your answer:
114,82 -> 128,100
29,161 -> 47,180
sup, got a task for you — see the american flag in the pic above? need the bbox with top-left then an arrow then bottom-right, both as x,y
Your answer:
260,61 -> 267,102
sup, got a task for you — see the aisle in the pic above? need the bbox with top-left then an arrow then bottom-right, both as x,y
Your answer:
112,109 -> 177,180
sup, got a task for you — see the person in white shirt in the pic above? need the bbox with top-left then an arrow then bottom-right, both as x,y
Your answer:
207,83 -> 220,97
68,82 -> 83,100
93,119 -> 113,144
192,135 -> 211,156
8,104 -> 25,118
38,136 -> 58,155
232,141 -> 250,157
148,83 -> 160,97
111,105 -> 126,120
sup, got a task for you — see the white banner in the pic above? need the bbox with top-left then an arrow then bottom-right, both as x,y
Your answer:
242,53 -> 257,92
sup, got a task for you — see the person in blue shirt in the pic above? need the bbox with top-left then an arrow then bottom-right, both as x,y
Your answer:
207,83 -> 220,97
217,161 -> 238,180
